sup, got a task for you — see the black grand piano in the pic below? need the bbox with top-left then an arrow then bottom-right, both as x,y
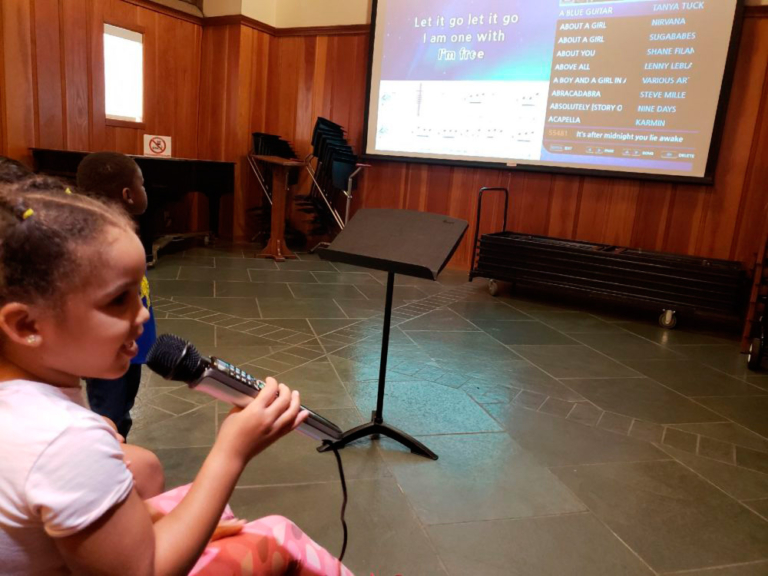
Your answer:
31,148 -> 235,265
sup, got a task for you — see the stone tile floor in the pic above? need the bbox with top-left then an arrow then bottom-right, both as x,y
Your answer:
130,242 -> 768,576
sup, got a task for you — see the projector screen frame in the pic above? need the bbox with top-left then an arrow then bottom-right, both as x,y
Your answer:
361,0 -> 746,186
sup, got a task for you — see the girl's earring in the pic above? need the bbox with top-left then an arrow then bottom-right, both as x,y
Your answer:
27,335 -> 40,345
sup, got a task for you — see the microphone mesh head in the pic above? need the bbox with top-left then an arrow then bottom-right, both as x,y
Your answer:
147,334 -> 203,382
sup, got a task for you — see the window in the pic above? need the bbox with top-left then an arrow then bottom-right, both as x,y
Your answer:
104,24 -> 143,123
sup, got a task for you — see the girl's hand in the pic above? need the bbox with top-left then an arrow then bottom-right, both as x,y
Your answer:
214,377 -> 309,467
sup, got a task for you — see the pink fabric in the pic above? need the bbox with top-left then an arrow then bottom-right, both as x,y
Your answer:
147,485 -> 354,576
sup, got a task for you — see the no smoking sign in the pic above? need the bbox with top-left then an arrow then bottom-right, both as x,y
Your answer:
143,134 -> 172,157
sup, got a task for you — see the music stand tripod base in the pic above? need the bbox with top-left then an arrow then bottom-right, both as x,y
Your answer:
318,410 -> 438,460
315,209 -> 468,461
317,270 -> 437,459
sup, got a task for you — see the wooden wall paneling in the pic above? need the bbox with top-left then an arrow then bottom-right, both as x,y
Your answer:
286,35 -> 315,225
732,21 -> 768,264
2,0 -> 36,163
504,171 -> 525,232
248,30 -> 271,134
697,17 -> 768,259
104,0 -> 142,153
547,175 -> 582,240
264,28 -> 285,140
32,0 -> 64,150
602,179 -> 641,247
197,23 -> 263,239
138,7 -> 195,232
327,36 -> 356,146
391,162 -> 409,209
233,25 -> 256,240
159,11 -> 202,226
89,0 -> 107,151
293,36 -> 316,155
663,183 -> 708,255
310,35 -> 330,125
195,24 -> 229,234
445,167 -> 476,266
455,168 -> 506,265
28,0 -> 40,148
266,36 -> 300,142
198,24 -> 236,162
218,24 -> 242,237
423,164 -> 454,216
403,163 -> 428,212
175,20 -> 202,159
326,36 -> 349,136
323,34 -> 368,154
138,5 -> 158,137
151,14 -> 202,159
317,37 -> 337,126
196,26 -> 220,159
239,29 -> 272,236
574,178 -> 613,243
510,172 -> 553,235
110,126 -> 135,153
733,112 -> 768,264
442,167 -> 471,267
630,181 -> 674,251
458,168 -> 506,267
348,34 -> 369,154
356,160 -> 402,210
62,0 -> 91,151
0,1 -> 5,157
260,28 -> 288,238
0,1 -> 5,156
104,0 -> 140,31
235,26 -> 262,237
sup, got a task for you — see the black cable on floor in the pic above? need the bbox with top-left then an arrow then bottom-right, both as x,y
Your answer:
330,446 -> 348,563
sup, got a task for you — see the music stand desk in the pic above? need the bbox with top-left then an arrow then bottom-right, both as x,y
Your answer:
253,155 -> 304,261
319,209 -> 468,460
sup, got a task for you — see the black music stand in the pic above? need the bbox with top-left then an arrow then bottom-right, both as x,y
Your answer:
317,209 -> 468,460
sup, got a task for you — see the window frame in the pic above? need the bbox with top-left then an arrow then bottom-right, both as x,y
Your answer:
103,20 -> 147,129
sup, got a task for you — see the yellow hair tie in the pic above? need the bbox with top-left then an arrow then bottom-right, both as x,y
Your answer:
65,187 -> 73,195
22,208 -> 34,220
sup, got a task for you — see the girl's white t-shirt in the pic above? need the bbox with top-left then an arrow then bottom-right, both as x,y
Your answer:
0,380 -> 134,575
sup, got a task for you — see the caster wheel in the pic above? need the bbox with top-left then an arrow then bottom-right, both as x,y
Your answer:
659,310 -> 677,329
488,279 -> 499,297
748,337 -> 763,371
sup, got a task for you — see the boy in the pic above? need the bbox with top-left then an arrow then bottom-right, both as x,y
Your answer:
77,152 -> 156,439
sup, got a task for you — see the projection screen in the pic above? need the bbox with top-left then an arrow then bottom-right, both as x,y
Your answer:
363,0 -> 744,182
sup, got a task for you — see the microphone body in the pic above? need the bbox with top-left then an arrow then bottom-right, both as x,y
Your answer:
194,357 -> 343,442
147,335 -> 343,443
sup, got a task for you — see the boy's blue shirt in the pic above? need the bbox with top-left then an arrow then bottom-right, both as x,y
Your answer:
132,274 -> 157,365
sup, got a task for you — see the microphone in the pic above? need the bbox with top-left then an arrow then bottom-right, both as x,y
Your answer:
147,334 -> 343,443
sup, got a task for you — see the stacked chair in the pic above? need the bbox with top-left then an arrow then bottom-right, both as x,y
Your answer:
246,121 -> 367,249
296,118 -> 366,242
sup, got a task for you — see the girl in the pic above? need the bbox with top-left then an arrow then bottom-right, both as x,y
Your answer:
0,187 -> 352,575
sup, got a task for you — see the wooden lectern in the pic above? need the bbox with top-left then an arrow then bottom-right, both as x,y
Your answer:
253,155 -> 304,261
